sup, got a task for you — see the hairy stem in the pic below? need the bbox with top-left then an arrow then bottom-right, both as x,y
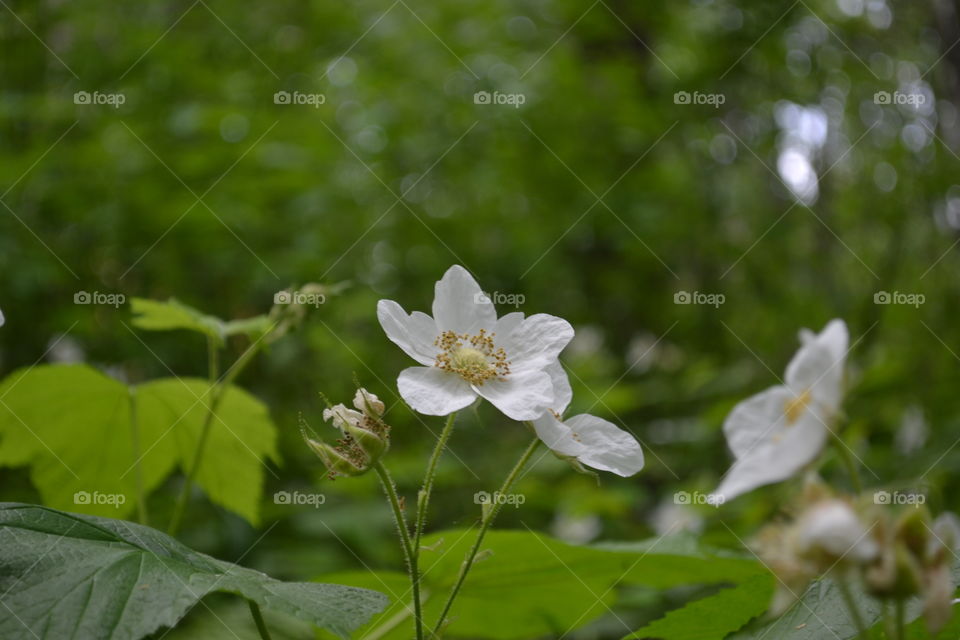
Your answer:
414,412 -> 457,552
374,461 -> 423,640
433,436 -> 541,634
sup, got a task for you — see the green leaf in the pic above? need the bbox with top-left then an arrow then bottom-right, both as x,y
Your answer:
130,297 -> 227,344
137,377 -> 279,524
623,573 -> 775,640
0,364 -> 278,525
0,503 -> 388,640
318,529 -> 768,640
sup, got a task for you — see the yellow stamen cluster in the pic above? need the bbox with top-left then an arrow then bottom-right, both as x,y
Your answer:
434,329 -> 510,385
783,389 -> 813,425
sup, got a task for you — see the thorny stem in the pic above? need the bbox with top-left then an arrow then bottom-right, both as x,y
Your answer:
373,461 -> 424,640
432,436 -> 542,635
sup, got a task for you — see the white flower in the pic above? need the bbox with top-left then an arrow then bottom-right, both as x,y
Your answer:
530,362 -> 644,476
377,265 -> 574,421
0,307 -> 4,327
715,319 -> 848,502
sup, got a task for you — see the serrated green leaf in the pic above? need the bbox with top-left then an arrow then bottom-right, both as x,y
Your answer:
0,503 -> 388,640
623,573 -> 774,640
0,364 -> 278,525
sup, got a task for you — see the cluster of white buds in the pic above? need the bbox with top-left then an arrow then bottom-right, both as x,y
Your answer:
755,477 -> 959,632
863,505 -> 960,632
302,388 -> 390,478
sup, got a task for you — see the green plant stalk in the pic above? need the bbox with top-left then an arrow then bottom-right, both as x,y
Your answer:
836,579 -> 869,640
894,597 -> 905,640
432,436 -> 542,634
129,387 -> 148,526
168,335 -> 265,535
832,434 -> 863,494
373,461 -> 423,640
248,601 -> 273,640
414,412 -> 457,552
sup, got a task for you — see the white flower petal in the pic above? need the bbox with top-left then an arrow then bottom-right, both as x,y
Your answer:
722,385 -> 795,459
715,409 -> 827,501
432,265 -> 496,335
797,500 -> 878,562
531,411 -> 585,457
474,368 -> 553,421
785,319 -> 848,411
500,313 -> 574,373
544,360 -> 572,414
398,366 -> 476,416
565,414 -> 645,477
377,300 -> 439,366
494,311 -> 524,337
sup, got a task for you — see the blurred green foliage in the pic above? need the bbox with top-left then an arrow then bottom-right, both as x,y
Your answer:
3,0 -> 960,636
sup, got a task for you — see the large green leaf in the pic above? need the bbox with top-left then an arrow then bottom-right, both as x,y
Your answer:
0,503 -> 388,640
318,529 -> 767,640
623,573 -> 774,640
0,364 -> 278,524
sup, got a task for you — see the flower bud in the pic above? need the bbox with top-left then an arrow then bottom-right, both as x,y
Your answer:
303,436 -> 368,477
353,388 -> 385,419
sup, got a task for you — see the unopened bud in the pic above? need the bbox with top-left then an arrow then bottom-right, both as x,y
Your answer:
304,437 -> 367,477
353,388 -> 385,419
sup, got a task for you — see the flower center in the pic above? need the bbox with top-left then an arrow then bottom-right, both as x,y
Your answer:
434,329 -> 510,386
783,389 -> 812,425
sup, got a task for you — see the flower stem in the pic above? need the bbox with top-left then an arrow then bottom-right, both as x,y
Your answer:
894,597 -> 905,640
168,335 -> 266,536
129,387 -> 148,526
836,579 -> 869,640
832,435 -> 863,494
414,412 -> 457,552
248,601 -> 273,640
373,461 -> 423,640
432,436 -> 541,635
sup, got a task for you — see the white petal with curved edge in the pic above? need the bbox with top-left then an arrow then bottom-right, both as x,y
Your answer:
544,361 -> 572,414
0,307 -> 4,327
432,265 -> 497,335
785,319 -> 848,411
531,412 -> 585,457
565,414 -> 645,477
398,366 -> 477,416
723,385 -> 795,459
714,409 -> 827,502
377,300 -> 439,366
474,368 -> 554,421
499,313 -> 574,373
